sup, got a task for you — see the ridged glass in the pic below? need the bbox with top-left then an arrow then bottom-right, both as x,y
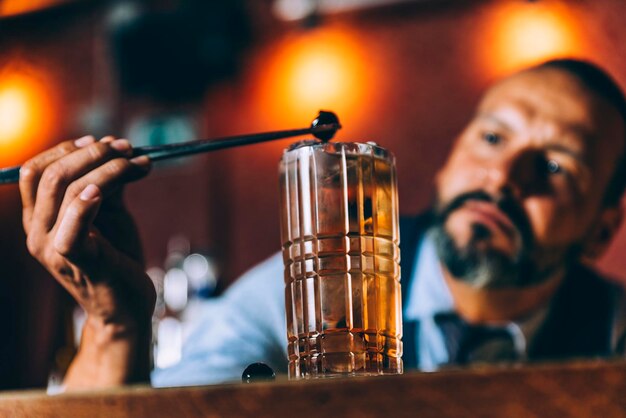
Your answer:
279,140 -> 402,379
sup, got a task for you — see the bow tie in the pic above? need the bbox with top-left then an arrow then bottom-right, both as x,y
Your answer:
434,312 -> 523,365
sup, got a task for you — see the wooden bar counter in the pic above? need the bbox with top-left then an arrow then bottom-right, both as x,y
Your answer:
2,360 -> 626,418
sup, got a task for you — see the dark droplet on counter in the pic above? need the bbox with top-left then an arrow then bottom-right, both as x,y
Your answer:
242,363 -> 276,383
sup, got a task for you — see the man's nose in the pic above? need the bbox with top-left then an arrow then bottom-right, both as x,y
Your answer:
482,151 -> 542,198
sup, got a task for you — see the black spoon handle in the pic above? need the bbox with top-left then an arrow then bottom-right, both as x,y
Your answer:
0,111 -> 341,185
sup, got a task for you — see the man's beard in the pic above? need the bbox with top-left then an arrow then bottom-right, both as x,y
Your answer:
430,190 -> 577,289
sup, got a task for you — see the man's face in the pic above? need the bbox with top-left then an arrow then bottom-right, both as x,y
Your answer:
433,67 -> 625,289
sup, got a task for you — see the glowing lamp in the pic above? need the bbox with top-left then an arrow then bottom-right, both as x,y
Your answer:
255,27 -> 374,134
0,87 -> 30,143
0,72 -> 54,166
482,3 -> 585,78
0,0 -> 71,18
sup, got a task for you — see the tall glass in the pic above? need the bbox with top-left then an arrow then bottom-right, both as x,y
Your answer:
279,140 -> 402,379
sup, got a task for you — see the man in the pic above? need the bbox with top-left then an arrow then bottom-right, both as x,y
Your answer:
19,59 -> 626,390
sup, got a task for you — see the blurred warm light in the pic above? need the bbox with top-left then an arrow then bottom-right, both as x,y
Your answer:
0,88 -> 29,141
0,71 -> 55,166
0,0 -> 71,18
255,27 -> 374,135
482,2 -> 585,78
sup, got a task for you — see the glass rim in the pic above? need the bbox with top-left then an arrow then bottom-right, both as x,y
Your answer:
283,139 -> 394,162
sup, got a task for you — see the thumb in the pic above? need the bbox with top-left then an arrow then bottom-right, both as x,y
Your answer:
53,184 -> 102,264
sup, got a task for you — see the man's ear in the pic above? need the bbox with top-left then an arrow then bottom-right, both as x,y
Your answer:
582,204 -> 624,262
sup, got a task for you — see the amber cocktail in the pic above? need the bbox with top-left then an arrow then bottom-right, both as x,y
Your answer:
279,140 -> 402,378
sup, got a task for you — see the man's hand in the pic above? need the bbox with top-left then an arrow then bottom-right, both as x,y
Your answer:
20,135 -> 155,390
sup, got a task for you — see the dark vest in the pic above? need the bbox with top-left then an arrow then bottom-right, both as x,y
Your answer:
398,214 -> 620,369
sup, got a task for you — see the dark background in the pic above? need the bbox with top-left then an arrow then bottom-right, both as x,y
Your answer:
1,0 -> 625,389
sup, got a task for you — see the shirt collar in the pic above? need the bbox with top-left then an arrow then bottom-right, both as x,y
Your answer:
404,230 -> 454,320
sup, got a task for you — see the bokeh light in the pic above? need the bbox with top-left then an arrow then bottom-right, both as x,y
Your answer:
255,26 -> 375,134
0,0 -> 69,18
480,2 -> 586,79
0,87 -> 30,142
0,70 -> 55,166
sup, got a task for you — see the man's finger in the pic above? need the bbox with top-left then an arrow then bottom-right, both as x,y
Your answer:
20,135 -> 96,233
30,139 -> 133,235
57,155 -> 151,222
53,184 -> 102,263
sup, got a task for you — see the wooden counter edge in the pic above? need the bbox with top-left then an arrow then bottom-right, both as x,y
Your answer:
2,359 -> 626,418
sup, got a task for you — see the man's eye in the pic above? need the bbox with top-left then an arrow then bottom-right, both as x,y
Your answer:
482,131 -> 501,145
546,159 -> 562,174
